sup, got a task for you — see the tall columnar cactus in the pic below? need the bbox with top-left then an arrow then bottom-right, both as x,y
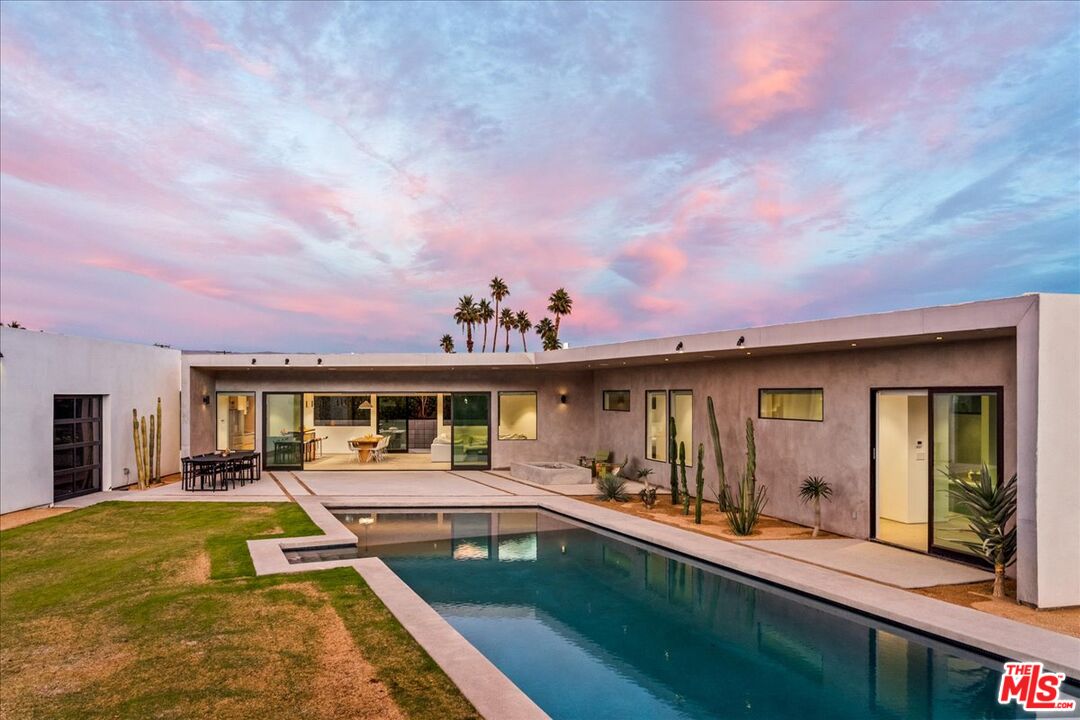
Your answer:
724,418 -> 768,536
155,397 -> 162,483
148,414 -> 156,486
694,443 -> 705,524
668,416 -> 679,505
706,396 -> 730,510
679,441 -> 690,515
132,409 -> 146,490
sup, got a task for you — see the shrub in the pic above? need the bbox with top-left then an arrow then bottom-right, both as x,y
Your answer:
596,472 -> 629,502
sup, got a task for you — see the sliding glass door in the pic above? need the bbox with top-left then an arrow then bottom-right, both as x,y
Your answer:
264,393 -> 304,470
451,393 -> 490,470
930,390 -> 1001,559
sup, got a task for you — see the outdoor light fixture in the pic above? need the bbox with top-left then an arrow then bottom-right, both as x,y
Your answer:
736,336 -> 745,347
317,358 -> 323,365
202,395 -> 210,405
251,358 -> 256,365
560,394 -> 567,404
936,336 -> 944,341
675,341 -> 684,352
284,358 -> 290,365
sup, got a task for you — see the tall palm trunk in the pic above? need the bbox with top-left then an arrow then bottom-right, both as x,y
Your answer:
492,300 -> 500,352
520,330 -> 527,351
466,324 -> 474,353
553,314 -> 561,338
481,322 -> 488,353
812,498 -> 821,537
993,562 -> 1005,598
505,330 -> 511,352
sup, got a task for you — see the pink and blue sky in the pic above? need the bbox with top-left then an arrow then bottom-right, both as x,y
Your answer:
1,1 -> 1077,352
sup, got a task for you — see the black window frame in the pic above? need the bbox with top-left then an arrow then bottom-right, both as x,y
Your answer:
602,389 -> 631,412
644,389 -> 668,462
758,387 -> 824,422
497,391 -> 538,441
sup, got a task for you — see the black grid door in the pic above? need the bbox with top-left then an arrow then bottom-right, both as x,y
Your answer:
53,395 -> 102,500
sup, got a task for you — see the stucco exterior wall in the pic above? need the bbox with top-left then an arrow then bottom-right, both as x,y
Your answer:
592,337 -> 1018,540
182,367 -> 595,468
0,328 -> 181,514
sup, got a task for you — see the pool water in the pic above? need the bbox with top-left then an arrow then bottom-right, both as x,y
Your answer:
325,509 -> 1072,719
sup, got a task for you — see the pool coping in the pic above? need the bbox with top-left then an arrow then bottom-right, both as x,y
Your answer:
249,495 -> 1080,713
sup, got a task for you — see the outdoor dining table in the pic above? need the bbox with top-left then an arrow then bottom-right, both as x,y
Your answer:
349,437 -> 381,463
183,451 -> 259,491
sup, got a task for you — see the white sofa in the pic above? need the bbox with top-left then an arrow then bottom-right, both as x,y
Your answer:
430,434 -> 452,462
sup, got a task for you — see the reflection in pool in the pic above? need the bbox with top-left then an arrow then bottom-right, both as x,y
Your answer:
307,509 -> 1073,720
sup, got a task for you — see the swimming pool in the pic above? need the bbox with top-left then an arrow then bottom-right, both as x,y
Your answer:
303,508 -> 1073,719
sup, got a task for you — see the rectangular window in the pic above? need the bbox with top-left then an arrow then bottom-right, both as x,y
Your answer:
498,392 -> 537,440
670,390 -> 693,466
217,392 -> 256,450
645,390 -> 668,462
313,394 -> 372,426
602,390 -> 631,412
759,388 -> 824,422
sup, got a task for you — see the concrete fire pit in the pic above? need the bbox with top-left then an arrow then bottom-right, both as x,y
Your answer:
510,461 -> 592,485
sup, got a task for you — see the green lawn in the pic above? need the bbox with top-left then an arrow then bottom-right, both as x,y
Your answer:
0,502 -> 478,720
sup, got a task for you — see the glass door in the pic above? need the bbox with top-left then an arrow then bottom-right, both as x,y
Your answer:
929,390 -> 1001,561
377,395 -> 409,453
264,393 -> 304,469
451,393 -> 490,469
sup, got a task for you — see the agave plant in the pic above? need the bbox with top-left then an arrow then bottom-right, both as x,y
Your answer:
947,465 -> 1017,599
725,418 -> 768,536
596,472 -> 629,502
798,475 -> 832,537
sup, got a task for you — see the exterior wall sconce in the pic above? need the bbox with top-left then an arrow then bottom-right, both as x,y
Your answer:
675,341 -> 684,352
202,395 -> 210,405
284,358 -> 290,365
560,394 -> 567,404
317,358 -> 323,365
251,358 -> 257,365
736,336 -> 745,347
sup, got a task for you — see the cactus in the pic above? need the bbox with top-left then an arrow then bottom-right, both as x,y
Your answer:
679,441 -> 690,515
148,414 -> 156,485
668,416 -> 679,505
706,396 -> 731,511
132,409 -> 146,490
694,443 -> 705,524
724,418 -> 767,535
155,397 -> 162,483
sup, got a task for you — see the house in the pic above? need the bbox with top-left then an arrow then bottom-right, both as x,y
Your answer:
1,293 -> 1077,608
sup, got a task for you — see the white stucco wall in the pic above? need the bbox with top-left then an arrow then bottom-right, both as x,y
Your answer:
1016,294 -> 1080,608
0,328 -> 181,514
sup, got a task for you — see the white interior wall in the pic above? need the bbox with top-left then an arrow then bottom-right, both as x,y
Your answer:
876,394 -> 927,525
0,328 -> 181,514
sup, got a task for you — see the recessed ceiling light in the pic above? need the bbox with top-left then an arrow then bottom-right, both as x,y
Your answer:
850,342 -> 857,347
664,358 -> 669,362
935,336 -> 943,341
745,351 -> 752,356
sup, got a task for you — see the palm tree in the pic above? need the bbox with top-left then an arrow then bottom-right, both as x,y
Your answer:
546,287 -> 572,340
453,295 -> 480,353
515,310 -> 532,351
489,276 -> 509,352
947,465 -> 1017,599
476,299 -> 494,353
535,317 -> 555,351
798,476 -> 833,537
439,334 -> 455,353
499,307 -> 517,352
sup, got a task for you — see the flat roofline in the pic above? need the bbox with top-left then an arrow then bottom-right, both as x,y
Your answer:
182,294 -> 1050,370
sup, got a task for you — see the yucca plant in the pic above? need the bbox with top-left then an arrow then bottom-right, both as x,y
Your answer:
798,476 -> 832,537
947,465 -> 1017,599
725,418 -> 768,536
596,472 -> 629,502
